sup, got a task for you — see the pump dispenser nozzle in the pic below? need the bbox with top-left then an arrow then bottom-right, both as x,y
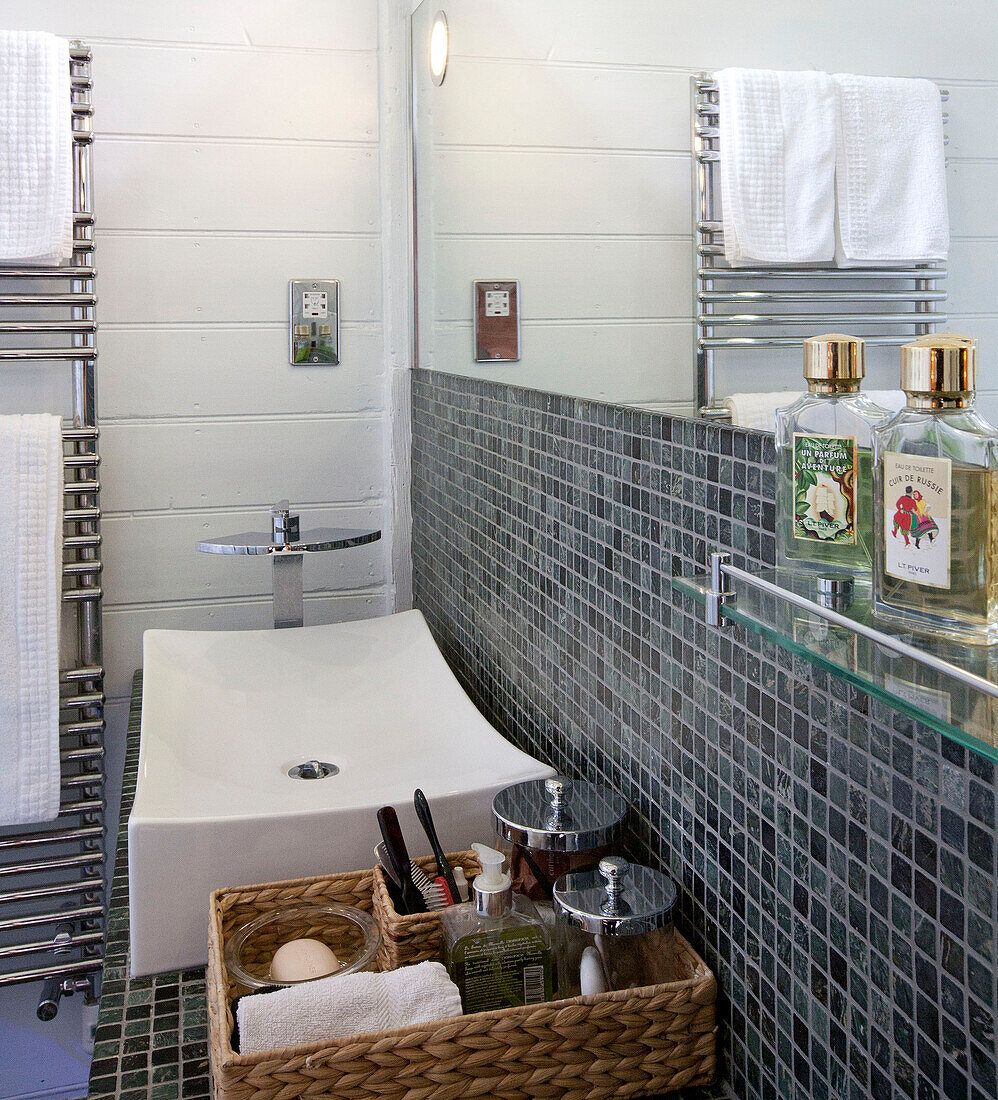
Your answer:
471,843 -> 513,916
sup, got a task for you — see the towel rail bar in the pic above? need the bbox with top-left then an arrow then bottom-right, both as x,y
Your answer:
0,959 -> 102,989
59,690 -> 104,709
0,44 -> 106,1007
0,930 -> 104,961
697,266 -> 948,280
59,666 -> 103,683
60,772 -> 105,791
0,266 -> 94,278
64,506 -> 100,523
0,826 -> 103,852
0,854 -> 103,881
0,295 -> 96,307
701,334 -> 937,350
0,878 -> 102,906
0,321 -> 97,334
0,907 -> 103,935
692,72 -> 949,418
60,745 -> 104,763
700,312 -> 950,327
700,290 -> 947,304
0,347 -> 97,361
56,798 -> 103,818
64,534 -> 101,551
62,561 -> 102,578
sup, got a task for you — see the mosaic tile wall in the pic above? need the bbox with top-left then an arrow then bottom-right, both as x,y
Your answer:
411,369 -> 998,1100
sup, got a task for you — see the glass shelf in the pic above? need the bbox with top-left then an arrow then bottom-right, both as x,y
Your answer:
674,563 -> 998,764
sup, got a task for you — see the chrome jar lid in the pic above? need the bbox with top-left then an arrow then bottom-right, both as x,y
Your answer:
493,776 -> 627,852
802,334 -> 865,382
901,335 -> 976,395
553,856 -> 677,936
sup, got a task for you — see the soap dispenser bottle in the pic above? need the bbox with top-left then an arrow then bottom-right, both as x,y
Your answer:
441,843 -> 554,1013
776,334 -> 893,577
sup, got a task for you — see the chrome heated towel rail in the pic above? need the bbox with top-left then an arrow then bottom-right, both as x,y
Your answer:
0,43 -> 104,1020
692,74 -> 949,419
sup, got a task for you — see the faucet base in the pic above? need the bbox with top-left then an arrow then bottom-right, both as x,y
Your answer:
273,555 -> 303,629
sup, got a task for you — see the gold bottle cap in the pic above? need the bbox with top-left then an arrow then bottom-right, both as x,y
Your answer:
900,335 -> 976,395
802,334 -> 865,382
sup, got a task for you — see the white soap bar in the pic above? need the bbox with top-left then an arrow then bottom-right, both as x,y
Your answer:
269,938 -> 339,983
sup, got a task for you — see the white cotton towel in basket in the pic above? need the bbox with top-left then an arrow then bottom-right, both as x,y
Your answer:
0,30 -> 73,265
236,961 -> 464,1055
0,415 -> 64,827
717,68 -> 837,267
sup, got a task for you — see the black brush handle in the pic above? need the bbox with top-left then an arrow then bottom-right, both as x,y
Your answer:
414,788 -> 460,904
377,805 -> 426,914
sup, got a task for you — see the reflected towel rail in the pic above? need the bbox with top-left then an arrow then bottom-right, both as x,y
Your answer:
692,74 -> 949,420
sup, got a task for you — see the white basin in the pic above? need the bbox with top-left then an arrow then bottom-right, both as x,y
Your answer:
128,610 -> 554,976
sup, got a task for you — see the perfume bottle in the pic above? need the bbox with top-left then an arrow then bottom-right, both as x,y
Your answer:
873,335 -> 998,644
776,335 -> 893,577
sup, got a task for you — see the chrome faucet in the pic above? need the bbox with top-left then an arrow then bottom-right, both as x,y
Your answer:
196,502 -> 382,630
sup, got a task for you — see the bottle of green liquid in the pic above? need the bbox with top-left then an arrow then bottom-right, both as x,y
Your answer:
441,844 -> 553,1014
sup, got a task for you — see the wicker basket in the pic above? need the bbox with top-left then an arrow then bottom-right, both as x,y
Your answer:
372,849 -> 481,970
207,868 -> 718,1100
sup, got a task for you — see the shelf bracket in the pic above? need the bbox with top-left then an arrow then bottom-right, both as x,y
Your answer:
706,551 -> 733,627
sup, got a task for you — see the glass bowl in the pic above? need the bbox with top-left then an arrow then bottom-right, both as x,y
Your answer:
224,903 -> 381,990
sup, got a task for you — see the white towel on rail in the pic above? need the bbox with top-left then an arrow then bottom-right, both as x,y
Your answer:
0,31 -> 73,265
833,74 -> 949,266
723,392 -> 801,432
0,415 -> 64,827
717,68 -> 836,266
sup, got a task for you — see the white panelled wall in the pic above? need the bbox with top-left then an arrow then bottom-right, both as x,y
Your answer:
0,3 -> 410,1097
0,6 -> 398,759
415,0 -> 998,413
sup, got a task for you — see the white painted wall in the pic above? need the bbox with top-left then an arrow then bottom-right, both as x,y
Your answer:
413,0 -> 998,415
0,4 -> 399,1096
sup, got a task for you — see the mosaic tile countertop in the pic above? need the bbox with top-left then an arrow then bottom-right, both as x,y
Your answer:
86,671 -> 734,1100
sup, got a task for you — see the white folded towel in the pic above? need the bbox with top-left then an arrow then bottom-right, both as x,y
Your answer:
717,68 -> 836,267
833,75 -> 948,266
236,961 -> 464,1055
0,415 -> 63,827
0,31 -> 73,266
724,392 -> 801,432
864,390 -> 907,414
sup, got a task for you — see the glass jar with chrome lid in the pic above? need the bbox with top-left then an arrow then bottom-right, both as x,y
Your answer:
553,856 -> 678,996
492,775 -> 627,901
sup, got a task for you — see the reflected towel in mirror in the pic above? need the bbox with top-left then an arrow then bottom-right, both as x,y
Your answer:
723,391 -> 801,432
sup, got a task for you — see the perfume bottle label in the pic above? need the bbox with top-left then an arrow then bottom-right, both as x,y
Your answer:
883,453 -> 952,589
792,433 -> 858,544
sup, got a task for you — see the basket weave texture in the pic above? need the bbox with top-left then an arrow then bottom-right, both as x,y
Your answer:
372,850 -> 481,970
207,867 -> 717,1100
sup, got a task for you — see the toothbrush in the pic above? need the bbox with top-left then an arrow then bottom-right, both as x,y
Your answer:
413,788 -> 460,906
376,806 -> 426,915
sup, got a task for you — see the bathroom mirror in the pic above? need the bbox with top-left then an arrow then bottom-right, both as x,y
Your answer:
411,0 -> 997,424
